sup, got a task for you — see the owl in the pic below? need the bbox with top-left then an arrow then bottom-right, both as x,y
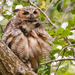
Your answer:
2,6 -> 52,73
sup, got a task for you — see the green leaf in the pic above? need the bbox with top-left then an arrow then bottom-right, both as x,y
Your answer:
56,22 -> 61,26
71,10 -> 75,14
12,0 -> 20,10
68,50 -> 74,56
61,29 -> 70,38
53,0 -> 61,7
47,30 -> 54,35
50,0 -> 52,2
2,15 -> 13,20
51,49 -> 61,55
0,33 -> 3,39
22,2 -> 28,7
57,1 -> 62,12
70,0 -> 75,3
66,19 -> 75,29
42,70 -> 48,75
40,13 -> 46,21
56,28 -> 64,36
69,39 -> 75,44
53,39 -> 66,47
38,66 -> 47,75
64,50 -> 70,57
57,61 -> 70,74
1,2 -> 7,7
2,10 -> 9,15
63,0 -> 67,6
51,44 -> 58,50
69,32 -> 73,35
51,56 -> 55,60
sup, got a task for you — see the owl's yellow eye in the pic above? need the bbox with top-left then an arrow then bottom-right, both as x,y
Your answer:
33,10 -> 37,14
23,11 -> 29,15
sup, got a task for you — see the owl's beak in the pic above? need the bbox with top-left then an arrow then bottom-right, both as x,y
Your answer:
30,14 -> 34,20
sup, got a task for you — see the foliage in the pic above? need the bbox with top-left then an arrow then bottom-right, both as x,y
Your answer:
0,0 -> 75,75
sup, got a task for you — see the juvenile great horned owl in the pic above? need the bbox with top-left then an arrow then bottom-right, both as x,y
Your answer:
2,6 -> 52,72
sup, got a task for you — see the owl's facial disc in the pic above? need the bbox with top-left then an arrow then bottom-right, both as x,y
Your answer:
22,11 -> 36,22
14,6 -> 40,22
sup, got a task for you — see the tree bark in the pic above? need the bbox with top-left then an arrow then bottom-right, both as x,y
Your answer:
0,40 -> 37,75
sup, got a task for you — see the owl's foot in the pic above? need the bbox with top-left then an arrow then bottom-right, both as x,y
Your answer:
24,60 -> 32,71
32,69 -> 38,73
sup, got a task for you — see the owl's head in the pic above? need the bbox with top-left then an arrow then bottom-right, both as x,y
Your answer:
13,6 -> 40,22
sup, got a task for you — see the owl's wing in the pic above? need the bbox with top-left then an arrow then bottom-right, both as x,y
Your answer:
3,15 -> 22,42
2,19 -> 21,45
2,19 -> 12,43
31,26 -> 52,60
35,26 -> 53,45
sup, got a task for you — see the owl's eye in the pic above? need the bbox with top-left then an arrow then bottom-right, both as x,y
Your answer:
23,11 -> 29,15
33,10 -> 37,14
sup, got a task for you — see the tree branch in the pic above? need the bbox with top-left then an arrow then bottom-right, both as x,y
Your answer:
41,58 -> 75,65
40,44 -> 75,65
56,44 -> 75,59
54,47 -> 65,75
0,40 -> 37,75
65,37 -> 75,57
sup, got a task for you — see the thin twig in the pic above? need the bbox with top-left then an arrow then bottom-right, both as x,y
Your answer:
53,43 -> 75,75
54,38 -> 75,60
62,10 -> 71,23
54,48 -> 65,75
40,44 -> 75,65
50,64 -> 53,75
54,42 -> 75,75
65,37 -> 75,57
56,44 -> 75,59
45,0 -> 55,13
62,1 -> 75,23
40,58 -> 75,65
27,0 -> 59,29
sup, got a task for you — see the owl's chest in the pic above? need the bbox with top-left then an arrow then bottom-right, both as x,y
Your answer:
20,22 -> 36,32
10,32 -> 42,59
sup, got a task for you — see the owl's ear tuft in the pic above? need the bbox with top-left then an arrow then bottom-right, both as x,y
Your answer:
13,9 -> 20,13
